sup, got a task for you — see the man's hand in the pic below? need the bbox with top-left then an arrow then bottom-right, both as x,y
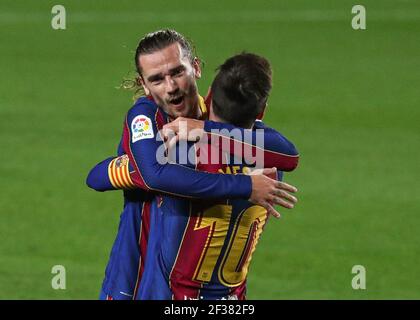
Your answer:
249,168 -> 298,218
161,117 -> 205,150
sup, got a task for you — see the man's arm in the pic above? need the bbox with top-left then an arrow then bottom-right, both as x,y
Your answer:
161,118 -> 299,172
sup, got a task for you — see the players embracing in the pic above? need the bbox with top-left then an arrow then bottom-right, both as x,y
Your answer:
86,29 -> 299,300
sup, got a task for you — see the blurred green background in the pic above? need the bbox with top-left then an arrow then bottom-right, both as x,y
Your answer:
1,0 -> 419,299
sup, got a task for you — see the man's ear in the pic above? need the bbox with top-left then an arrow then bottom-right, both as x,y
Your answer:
256,102 -> 268,120
138,75 -> 150,96
193,57 -> 202,79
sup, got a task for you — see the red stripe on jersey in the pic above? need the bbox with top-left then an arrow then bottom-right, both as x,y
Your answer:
132,202 -> 151,299
235,221 -> 258,272
169,214 -> 209,300
123,120 -> 148,190
195,140 -> 227,174
155,108 -> 166,131
221,135 -> 299,171
230,280 -> 247,300
119,165 -> 131,188
113,164 -> 125,188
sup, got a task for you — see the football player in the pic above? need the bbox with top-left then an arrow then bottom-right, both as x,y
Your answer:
136,52 -> 297,299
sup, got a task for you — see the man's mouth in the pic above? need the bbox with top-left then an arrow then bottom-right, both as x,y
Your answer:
168,96 -> 185,108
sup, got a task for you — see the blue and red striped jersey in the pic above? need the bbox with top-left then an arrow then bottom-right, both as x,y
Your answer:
136,137 -> 290,300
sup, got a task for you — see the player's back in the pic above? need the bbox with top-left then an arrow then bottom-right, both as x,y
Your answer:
137,140 -> 272,300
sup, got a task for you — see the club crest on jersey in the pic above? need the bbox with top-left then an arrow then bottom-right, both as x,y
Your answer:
131,115 -> 154,143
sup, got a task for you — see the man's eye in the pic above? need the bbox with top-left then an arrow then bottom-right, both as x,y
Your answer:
152,80 -> 163,85
173,70 -> 184,77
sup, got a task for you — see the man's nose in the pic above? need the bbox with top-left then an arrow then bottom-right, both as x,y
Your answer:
164,76 -> 178,93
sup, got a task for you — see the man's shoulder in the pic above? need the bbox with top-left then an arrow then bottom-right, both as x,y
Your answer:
127,96 -> 159,117
125,96 -> 168,130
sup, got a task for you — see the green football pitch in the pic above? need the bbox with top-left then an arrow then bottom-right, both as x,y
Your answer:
1,0 -> 419,299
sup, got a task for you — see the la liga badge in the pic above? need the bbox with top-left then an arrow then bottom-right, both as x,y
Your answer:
131,115 -> 154,143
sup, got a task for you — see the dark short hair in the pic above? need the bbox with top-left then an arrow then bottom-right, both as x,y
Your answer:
211,53 -> 272,128
134,29 -> 195,74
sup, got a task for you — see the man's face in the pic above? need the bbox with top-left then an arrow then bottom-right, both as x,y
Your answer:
139,42 -> 201,119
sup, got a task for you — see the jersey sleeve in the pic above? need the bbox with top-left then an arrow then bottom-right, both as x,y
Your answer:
203,120 -> 299,171
122,100 -> 252,199
86,155 -> 136,192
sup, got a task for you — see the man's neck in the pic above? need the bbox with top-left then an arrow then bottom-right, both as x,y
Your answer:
209,113 -> 226,123
189,103 -> 202,120
209,105 -> 253,129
